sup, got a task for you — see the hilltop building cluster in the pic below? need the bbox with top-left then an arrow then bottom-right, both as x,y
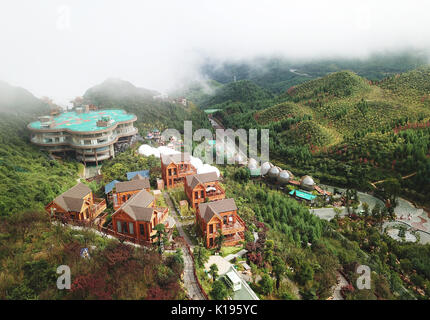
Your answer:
28,105 -> 137,165
44,145 -> 244,249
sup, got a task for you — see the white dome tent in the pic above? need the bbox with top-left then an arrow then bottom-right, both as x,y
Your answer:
300,175 -> 315,190
261,162 -> 273,176
268,166 -> 281,179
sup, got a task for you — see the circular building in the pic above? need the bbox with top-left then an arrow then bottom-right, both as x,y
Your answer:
28,108 -> 137,165
300,175 -> 315,190
261,162 -> 273,176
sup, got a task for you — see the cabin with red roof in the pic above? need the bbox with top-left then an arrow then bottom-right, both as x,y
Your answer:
112,174 -> 151,210
197,198 -> 245,248
161,153 -> 197,189
111,189 -> 169,244
45,182 -> 106,222
184,172 -> 225,210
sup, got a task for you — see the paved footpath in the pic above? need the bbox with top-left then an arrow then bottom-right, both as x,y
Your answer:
182,245 -> 207,300
163,192 -> 207,300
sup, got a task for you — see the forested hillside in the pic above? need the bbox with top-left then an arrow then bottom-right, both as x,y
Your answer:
0,83 -> 80,216
205,67 -> 430,205
199,80 -> 274,109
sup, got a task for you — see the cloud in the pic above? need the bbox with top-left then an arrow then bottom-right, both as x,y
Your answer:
1,0 -> 430,104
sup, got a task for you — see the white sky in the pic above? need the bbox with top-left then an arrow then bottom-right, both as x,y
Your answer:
1,0 -> 430,105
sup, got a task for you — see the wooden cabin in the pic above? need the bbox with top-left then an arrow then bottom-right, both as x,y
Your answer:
161,153 -> 197,189
197,198 -> 245,248
184,172 -> 225,210
45,182 -> 106,222
112,175 -> 151,210
111,189 -> 169,244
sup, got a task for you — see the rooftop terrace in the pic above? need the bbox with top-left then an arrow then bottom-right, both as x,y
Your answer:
29,109 -> 135,132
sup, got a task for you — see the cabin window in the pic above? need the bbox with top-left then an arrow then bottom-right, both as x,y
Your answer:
139,224 -> 145,236
122,195 -> 126,202
209,224 -> 213,234
129,223 -> 134,235
168,169 -> 172,176
194,191 -> 198,199
201,190 -> 204,198
209,238 -> 214,247
122,222 -> 128,233
117,221 -> 122,233
223,216 -> 227,224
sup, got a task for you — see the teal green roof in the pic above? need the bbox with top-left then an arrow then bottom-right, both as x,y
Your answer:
29,109 -> 135,132
289,189 -> 316,201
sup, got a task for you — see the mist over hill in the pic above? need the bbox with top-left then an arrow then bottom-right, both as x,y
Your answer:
83,78 -> 210,133
83,78 -> 160,103
198,51 -> 429,94
0,81 -> 49,115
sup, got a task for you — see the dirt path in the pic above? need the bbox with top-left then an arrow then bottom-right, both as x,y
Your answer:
370,172 -> 417,188
332,272 -> 348,300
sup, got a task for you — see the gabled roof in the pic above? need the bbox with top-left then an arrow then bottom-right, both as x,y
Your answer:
126,170 -> 150,180
114,189 -> 155,222
161,152 -> 191,165
185,172 -> 219,189
53,183 -> 92,212
104,180 -> 120,194
131,173 -> 144,180
198,198 -> 237,223
115,178 -> 150,193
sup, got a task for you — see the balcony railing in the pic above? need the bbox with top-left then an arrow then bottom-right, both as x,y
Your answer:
90,198 -> 107,217
221,220 -> 245,234
206,189 -> 225,198
223,232 -> 244,245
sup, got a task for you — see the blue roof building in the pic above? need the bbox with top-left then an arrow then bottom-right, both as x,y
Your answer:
105,180 -> 120,194
126,170 -> 150,180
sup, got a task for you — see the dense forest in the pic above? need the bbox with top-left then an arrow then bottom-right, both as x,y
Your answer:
219,166 -> 430,300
